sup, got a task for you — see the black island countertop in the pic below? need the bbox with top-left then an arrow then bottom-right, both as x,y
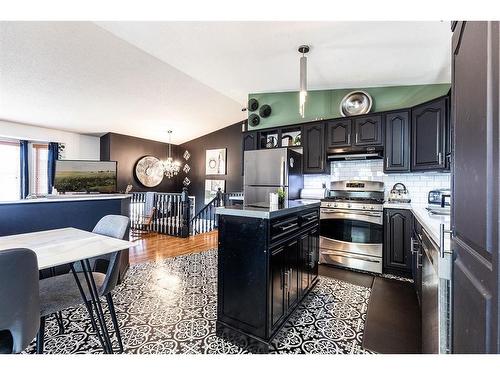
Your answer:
215,199 -> 320,219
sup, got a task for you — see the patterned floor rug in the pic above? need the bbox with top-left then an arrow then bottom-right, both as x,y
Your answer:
25,249 -> 373,354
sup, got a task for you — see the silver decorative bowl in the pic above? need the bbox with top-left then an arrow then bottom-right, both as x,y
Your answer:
340,90 -> 373,117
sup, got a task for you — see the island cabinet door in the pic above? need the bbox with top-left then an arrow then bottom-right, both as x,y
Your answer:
309,228 -> 320,283
270,247 -> 286,329
299,233 -> 311,295
285,239 -> 300,309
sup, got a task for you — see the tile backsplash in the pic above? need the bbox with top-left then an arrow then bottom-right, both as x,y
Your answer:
303,159 -> 450,205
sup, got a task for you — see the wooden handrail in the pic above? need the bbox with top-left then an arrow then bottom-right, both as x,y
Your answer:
190,189 -> 244,235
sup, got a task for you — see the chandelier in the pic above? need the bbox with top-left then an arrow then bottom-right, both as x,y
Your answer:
162,130 -> 181,178
298,45 -> 310,118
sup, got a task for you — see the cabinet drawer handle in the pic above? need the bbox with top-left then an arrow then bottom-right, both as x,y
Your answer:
279,223 -> 297,231
347,134 -> 351,144
386,157 -> 389,169
438,152 -> 443,165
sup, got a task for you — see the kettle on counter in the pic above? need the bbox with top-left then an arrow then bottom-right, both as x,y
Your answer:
388,183 -> 411,203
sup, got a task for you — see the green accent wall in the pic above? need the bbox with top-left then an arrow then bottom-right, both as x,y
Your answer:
248,83 -> 450,130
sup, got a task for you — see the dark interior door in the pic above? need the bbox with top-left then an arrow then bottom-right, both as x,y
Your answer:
452,21 -> 500,353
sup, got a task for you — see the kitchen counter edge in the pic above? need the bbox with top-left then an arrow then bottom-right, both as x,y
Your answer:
216,201 -> 320,219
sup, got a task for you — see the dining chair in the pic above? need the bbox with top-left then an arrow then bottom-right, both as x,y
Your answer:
0,248 -> 40,354
37,215 -> 130,354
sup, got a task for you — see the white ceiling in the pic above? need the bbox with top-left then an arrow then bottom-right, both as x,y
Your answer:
0,21 -> 451,144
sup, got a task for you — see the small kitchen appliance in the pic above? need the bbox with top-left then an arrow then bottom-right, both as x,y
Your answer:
427,188 -> 451,215
388,183 -> 411,203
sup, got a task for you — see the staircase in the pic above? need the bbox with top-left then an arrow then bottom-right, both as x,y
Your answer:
190,189 -> 243,235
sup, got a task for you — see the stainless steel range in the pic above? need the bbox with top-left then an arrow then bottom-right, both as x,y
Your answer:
320,180 -> 384,274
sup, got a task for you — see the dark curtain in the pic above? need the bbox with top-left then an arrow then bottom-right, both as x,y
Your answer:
47,142 -> 59,193
19,140 -> 29,199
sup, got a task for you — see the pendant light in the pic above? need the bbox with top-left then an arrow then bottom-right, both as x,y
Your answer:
298,45 -> 310,118
163,130 -> 181,178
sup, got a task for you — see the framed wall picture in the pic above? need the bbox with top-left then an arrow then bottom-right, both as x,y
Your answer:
205,148 -> 226,175
204,179 -> 225,204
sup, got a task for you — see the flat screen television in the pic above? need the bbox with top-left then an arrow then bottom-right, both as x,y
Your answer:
54,160 -> 117,193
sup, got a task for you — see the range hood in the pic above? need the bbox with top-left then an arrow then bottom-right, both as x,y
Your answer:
327,146 -> 383,161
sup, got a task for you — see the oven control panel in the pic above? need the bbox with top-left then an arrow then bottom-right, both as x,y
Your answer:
320,201 -> 383,212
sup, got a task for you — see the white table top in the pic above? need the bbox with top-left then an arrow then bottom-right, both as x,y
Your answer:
0,227 -> 136,270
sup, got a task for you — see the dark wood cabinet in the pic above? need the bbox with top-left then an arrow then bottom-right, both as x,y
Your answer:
302,122 -> 326,174
284,239 -> 299,309
411,218 -> 422,307
384,209 -> 413,275
354,115 -> 383,146
241,95 -> 451,175
326,119 -> 352,148
299,227 -> 319,297
384,111 -> 411,172
242,131 -> 258,175
217,207 -> 320,352
270,246 -> 286,328
326,115 -> 383,152
411,97 -> 448,171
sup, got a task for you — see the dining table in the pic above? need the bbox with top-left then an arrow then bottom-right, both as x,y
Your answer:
0,227 -> 136,353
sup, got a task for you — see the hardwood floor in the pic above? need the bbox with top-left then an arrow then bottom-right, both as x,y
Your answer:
129,231 -> 218,265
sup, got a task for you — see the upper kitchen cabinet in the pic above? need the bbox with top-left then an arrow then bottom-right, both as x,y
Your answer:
353,115 -> 383,146
302,122 -> 326,174
242,131 -> 258,175
326,119 -> 352,148
411,97 -> 448,171
384,111 -> 411,173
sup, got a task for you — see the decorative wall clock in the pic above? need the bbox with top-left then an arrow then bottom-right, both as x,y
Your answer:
135,156 -> 164,187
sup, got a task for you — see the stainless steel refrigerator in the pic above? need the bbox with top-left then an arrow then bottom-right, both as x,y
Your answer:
243,148 -> 303,207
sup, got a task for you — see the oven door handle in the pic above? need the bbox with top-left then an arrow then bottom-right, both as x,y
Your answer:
320,210 -> 383,225
321,208 -> 382,217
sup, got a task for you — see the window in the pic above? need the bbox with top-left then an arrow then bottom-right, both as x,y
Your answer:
32,143 -> 49,195
0,140 -> 20,201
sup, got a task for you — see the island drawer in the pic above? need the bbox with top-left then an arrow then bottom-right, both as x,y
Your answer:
298,209 -> 319,226
270,215 -> 299,242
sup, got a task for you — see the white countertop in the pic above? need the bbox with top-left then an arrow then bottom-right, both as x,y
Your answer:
384,202 -> 451,250
0,194 -> 131,205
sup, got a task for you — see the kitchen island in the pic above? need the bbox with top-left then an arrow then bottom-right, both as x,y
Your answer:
215,200 -> 320,353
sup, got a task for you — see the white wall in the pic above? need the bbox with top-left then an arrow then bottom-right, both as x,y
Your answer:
304,159 -> 451,205
0,120 -> 100,160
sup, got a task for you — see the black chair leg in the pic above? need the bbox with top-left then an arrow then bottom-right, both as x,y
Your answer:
84,300 -> 108,353
106,293 -> 124,353
54,312 -> 65,334
36,316 -> 45,354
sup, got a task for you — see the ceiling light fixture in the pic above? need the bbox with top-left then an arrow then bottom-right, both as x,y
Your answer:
298,45 -> 310,118
163,130 -> 181,179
